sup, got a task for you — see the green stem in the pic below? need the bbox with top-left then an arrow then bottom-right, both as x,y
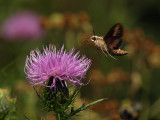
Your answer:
56,114 -> 61,120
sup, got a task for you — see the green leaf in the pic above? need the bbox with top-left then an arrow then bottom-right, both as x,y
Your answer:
24,114 -> 34,120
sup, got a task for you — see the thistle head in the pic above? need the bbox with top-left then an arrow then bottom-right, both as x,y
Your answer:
25,44 -> 91,90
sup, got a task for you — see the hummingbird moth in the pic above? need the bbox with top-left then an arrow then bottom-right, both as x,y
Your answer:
90,23 -> 128,59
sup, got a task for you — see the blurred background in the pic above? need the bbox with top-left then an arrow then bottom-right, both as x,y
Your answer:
0,0 -> 160,119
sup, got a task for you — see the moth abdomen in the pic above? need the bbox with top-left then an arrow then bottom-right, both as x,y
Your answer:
110,49 -> 129,56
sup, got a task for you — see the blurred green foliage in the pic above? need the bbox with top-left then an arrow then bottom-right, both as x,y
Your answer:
0,0 -> 160,120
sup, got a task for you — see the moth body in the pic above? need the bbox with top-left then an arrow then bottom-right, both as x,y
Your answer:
90,23 -> 129,57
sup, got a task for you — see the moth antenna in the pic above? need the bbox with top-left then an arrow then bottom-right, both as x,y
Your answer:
93,30 -> 96,36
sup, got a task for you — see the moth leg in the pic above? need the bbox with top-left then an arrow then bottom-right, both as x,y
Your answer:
101,48 -> 110,61
104,47 -> 117,60
96,42 -> 110,60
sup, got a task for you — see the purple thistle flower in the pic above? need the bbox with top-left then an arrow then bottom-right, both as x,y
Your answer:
1,11 -> 44,40
25,44 -> 91,90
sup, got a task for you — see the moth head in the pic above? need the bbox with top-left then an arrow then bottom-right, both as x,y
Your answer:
90,35 -> 103,42
90,36 -> 97,41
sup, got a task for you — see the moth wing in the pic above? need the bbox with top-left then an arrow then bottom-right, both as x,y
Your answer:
103,23 -> 123,50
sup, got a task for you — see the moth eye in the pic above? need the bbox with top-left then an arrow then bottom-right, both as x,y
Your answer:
91,36 -> 96,41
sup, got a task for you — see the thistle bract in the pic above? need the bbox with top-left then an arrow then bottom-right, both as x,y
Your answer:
25,44 -> 91,90
44,77 -> 69,107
